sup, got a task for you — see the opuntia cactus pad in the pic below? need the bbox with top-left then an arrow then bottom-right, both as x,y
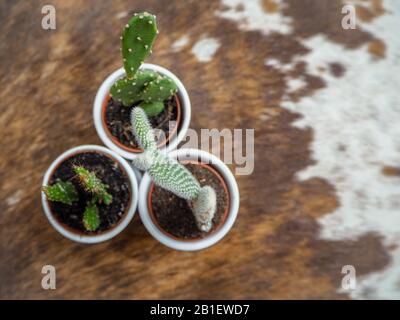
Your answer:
110,12 -> 178,117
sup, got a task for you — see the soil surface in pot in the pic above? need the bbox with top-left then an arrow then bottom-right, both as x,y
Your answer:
151,163 -> 228,239
105,95 -> 178,149
48,152 -> 131,233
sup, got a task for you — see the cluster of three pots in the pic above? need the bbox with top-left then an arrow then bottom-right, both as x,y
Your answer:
42,12 -> 239,251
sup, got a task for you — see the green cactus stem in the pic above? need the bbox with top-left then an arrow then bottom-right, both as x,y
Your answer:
42,180 -> 78,205
122,12 -> 157,79
73,166 -> 113,205
83,202 -> 100,231
130,107 -> 217,232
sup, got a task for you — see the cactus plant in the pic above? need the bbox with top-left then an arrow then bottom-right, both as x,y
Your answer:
130,107 -> 217,232
42,166 -> 113,231
83,202 -> 100,231
73,165 -> 113,205
43,180 -> 78,205
110,12 -> 178,117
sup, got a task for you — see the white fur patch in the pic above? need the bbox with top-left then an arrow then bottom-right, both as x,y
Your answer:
216,0 -> 292,35
171,35 -> 190,52
191,37 -> 221,62
281,0 -> 400,299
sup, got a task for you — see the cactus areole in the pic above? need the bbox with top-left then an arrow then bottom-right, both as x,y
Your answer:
104,12 -> 182,151
42,151 -> 132,234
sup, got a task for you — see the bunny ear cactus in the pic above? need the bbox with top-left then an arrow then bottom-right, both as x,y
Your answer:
110,12 -> 178,117
131,108 -> 217,232
110,69 -> 158,106
122,12 -> 157,79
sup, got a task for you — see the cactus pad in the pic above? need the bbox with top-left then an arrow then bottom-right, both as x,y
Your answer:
139,76 -> 178,102
110,69 -> 158,106
122,12 -> 157,79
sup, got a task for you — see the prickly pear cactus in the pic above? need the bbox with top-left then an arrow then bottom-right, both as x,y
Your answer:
110,69 -> 158,106
122,12 -> 157,79
109,12 -> 178,117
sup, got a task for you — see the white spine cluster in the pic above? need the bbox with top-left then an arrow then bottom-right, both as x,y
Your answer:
131,107 -> 217,232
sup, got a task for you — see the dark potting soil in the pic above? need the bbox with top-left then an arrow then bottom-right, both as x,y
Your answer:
48,152 -> 131,233
105,95 -> 178,149
151,163 -> 228,239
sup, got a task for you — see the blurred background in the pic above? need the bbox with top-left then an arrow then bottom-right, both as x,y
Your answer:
0,0 -> 399,299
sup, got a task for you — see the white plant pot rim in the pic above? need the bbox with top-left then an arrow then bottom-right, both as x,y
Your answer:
41,145 -> 138,244
138,148 -> 240,251
93,63 -> 191,160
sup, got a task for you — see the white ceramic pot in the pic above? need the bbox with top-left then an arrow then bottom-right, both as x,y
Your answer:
138,149 -> 240,251
41,145 -> 138,244
93,63 -> 191,160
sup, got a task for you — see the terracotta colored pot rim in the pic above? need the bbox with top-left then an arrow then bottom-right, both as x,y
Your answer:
101,92 -> 182,153
45,149 -> 133,237
147,161 -> 231,242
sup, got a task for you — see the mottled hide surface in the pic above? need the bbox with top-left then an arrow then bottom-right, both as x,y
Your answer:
0,0 -> 399,299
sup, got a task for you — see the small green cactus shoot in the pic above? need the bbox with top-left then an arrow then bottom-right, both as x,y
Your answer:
110,12 -> 178,117
43,180 -> 78,205
73,166 -> 113,205
131,108 -> 217,232
83,202 -> 100,231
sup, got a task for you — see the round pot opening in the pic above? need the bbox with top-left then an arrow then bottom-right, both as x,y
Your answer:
101,92 -> 182,153
44,149 -> 133,237
147,161 -> 231,242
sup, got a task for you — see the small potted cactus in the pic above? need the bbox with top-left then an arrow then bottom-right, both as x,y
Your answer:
131,108 -> 240,251
41,145 -> 138,243
94,12 -> 191,160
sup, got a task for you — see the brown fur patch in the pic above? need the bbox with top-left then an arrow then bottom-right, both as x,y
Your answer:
262,0 -> 280,13
368,39 -> 387,58
382,166 -> 400,177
